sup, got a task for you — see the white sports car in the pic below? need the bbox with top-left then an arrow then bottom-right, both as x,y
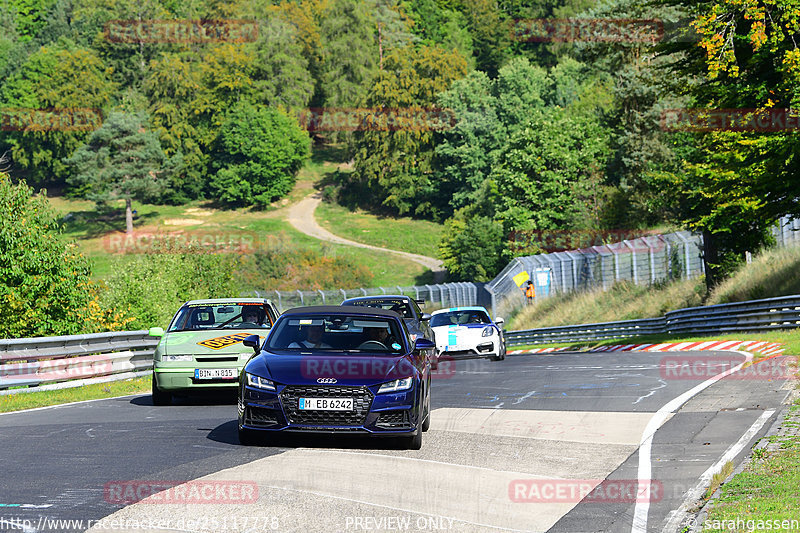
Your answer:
430,307 -> 506,361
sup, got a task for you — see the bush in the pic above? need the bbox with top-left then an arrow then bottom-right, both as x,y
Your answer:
209,104 -> 311,207
0,173 -> 130,337
100,242 -> 240,329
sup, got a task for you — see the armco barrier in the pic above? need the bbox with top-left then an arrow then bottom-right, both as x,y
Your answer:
506,294 -> 800,346
0,331 -> 157,394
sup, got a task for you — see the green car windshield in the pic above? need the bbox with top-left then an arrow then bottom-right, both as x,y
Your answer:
168,303 -> 272,332
267,315 -> 405,353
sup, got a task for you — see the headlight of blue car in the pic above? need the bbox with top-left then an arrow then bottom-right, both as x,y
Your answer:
246,373 -> 276,391
378,377 -> 413,393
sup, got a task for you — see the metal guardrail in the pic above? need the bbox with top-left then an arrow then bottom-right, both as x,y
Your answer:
506,294 -> 800,346
2,295 -> 799,393
505,317 -> 666,346
0,331 -> 157,394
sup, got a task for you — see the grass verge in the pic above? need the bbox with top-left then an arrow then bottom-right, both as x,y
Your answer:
0,376 -> 151,413
702,398 -> 800,532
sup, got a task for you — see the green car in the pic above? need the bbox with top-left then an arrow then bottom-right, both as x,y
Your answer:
149,298 -> 280,405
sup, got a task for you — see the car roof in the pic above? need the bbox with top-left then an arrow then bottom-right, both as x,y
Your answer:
341,295 -> 411,303
282,305 -> 403,319
431,306 -> 490,315
183,298 -> 275,306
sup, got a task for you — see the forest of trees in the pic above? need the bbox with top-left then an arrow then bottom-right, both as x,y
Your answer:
1,0 -> 798,287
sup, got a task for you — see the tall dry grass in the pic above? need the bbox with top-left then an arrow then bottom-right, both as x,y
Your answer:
707,245 -> 800,305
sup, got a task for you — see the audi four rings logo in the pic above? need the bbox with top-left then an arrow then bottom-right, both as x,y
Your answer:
317,378 -> 337,384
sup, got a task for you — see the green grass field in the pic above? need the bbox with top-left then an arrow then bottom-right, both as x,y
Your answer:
316,201 -> 444,259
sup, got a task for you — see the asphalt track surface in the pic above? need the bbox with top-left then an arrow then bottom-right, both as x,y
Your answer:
0,350 -> 794,533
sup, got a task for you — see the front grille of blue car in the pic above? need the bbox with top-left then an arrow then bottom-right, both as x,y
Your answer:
376,410 -> 411,429
280,385 -> 373,426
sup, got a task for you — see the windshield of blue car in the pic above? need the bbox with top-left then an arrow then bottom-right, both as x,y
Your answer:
168,303 -> 272,332
430,310 -> 491,327
342,299 -> 414,319
266,315 -> 405,353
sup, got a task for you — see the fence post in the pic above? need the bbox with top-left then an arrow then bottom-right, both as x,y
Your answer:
274,290 -> 282,310
414,286 -> 420,300
675,232 -> 691,280
297,290 -> 304,305
318,290 -> 325,304
623,240 -> 638,285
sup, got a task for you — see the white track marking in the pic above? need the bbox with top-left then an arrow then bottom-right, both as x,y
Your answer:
661,409 -> 775,532
630,351 -> 753,533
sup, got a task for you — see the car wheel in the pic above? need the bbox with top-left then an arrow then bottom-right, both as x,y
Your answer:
405,430 -> 422,450
238,427 -> 259,446
151,376 -> 172,406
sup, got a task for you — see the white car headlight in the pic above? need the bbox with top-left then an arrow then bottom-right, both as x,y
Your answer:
378,377 -> 413,393
246,373 -> 276,391
482,326 -> 494,337
162,355 -> 192,362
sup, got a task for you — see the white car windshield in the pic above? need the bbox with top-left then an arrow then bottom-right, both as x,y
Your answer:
430,310 -> 491,327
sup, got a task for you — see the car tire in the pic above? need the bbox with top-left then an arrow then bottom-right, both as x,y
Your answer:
405,430 -> 422,450
238,427 -> 259,446
151,376 -> 172,406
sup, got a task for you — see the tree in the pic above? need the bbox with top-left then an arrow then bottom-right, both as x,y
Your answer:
350,45 -> 468,218
656,0 -> 800,287
318,0 -> 380,107
209,103 -> 310,208
492,107 -> 611,231
0,42 -> 117,186
66,112 -> 171,234
252,17 -> 315,109
434,57 -> 549,214
0,169 -> 127,337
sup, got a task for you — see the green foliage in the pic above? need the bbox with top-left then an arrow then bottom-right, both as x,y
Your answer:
491,106 -> 611,232
65,111 -> 173,211
209,104 -> 311,208
0,171 -> 101,337
439,212 -> 505,282
0,42 -> 117,186
253,17 -> 315,109
350,45 -> 468,217
100,244 -> 240,329
318,0 -> 380,107
5,0 -> 56,41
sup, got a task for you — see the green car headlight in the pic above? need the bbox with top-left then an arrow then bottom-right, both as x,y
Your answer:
246,373 -> 276,391
378,377 -> 413,393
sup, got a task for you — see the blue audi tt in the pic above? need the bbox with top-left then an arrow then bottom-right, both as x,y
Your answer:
237,306 -> 434,449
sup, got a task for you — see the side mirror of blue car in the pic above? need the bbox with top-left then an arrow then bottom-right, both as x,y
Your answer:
243,334 -> 261,352
414,338 -> 435,351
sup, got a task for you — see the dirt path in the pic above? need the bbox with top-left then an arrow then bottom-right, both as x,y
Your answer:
287,192 -> 446,277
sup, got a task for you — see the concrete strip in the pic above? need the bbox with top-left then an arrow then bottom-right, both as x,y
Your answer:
85,408 -> 652,533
